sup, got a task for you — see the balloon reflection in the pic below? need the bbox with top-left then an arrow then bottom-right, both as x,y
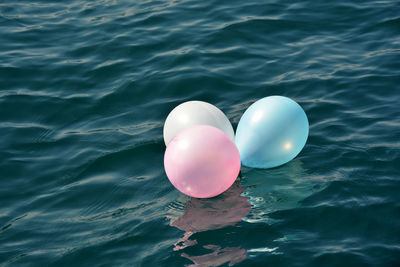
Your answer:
169,181 -> 250,266
242,159 -> 324,223
181,245 -> 246,267
168,160 -> 325,264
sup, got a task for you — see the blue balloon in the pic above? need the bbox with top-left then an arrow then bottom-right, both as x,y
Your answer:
235,96 -> 309,168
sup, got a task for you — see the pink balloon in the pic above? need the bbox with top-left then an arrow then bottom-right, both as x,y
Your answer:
164,125 -> 241,198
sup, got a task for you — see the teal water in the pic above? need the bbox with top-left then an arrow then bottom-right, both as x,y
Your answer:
1,0 -> 400,266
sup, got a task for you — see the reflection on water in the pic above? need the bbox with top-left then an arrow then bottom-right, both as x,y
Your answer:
168,181 -> 251,266
242,159 -> 323,223
181,245 -> 246,267
167,160 -> 325,265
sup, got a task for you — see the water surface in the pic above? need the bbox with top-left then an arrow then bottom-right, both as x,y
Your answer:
1,0 -> 400,266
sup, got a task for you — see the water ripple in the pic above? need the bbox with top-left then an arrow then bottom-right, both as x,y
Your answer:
1,0 -> 400,266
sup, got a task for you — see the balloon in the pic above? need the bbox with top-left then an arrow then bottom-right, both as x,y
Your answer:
164,125 -> 241,198
163,101 -> 234,146
235,96 -> 309,168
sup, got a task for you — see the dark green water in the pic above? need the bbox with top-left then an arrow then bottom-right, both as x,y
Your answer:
1,0 -> 400,266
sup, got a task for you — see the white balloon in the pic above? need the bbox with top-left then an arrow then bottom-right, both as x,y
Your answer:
163,101 -> 234,146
